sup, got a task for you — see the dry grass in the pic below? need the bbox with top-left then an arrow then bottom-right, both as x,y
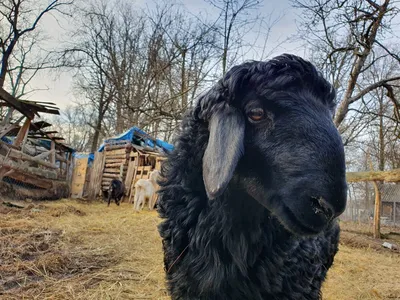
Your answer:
0,199 -> 399,300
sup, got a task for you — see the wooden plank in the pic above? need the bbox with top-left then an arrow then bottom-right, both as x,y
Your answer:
0,140 -> 19,150
70,157 -> 89,198
128,159 -> 139,203
103,173 -> 121,178
0,180 -> 69,200
105,144 -> 131,151
34,150 -> 54,160
8,148 -> 58,169
346,169 -> 400,183
105,162 -> 125,168
86,151 -> 105,199
0,124 -> 19,139
0,87 -> 34,119
6,170 -> 53,189
124,159 -> 136,197
104,165 -> 128,174
104,167 -> 125,173
105,159 -> 126,164
13,118 -> 31,147
55,153 -> 67,163
105,149 -> 128,155
0,155 -> 58,179
102,177 -> 114,183
50,140 -> 56,164
66,152 -> 73,184
104,154 -> 128,160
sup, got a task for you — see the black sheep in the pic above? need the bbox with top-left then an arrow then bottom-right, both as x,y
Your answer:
107,179 -> 124,206
157,54 -> 347,300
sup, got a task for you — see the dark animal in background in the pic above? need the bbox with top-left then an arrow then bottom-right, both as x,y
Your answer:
157,54 -> 347,300
107,179 -> 124,206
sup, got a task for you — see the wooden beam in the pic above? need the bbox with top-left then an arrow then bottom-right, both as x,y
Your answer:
372,181 -> 381,239
0,88 -> 34,119
50,140 -> 56,164
6,170 -> 53,189
13,118 -> 31,147
346,169 -> 400,183
0,155 -> 58,179
0,124 -> 19,139
0,139 -> 19,150
8,148 -> 58,169
34,150 -> 54,160
55,153 -> 67,163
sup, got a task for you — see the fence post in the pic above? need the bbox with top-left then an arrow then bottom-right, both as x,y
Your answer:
372,181 -> 381,239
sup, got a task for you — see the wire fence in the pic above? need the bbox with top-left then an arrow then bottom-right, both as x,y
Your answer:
342,182 -> 400,227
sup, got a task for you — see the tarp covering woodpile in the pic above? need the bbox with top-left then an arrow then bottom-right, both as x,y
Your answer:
84,127 -> 172,200
97,126 -> 173,154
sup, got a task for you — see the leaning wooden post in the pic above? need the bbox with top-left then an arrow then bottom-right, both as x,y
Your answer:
50,140 -> 56,165
13,118 -> 31,147
372,181 -> 381,239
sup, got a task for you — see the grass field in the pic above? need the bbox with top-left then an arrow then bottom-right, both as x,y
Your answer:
1,199 -> 399,300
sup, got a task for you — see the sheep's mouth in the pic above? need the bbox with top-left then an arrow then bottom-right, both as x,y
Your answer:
278,205 -> 323,236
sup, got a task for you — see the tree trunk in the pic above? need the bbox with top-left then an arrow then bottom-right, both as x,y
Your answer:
91,120 -> 102,153
333,1 -> 390,127
379,90 -> 385,171
181,48 -> 187,109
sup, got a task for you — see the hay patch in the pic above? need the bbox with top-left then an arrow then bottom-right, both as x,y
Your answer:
0,199 -> 398,299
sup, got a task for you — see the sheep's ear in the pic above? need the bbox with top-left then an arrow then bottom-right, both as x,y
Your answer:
202,106 -> 245,200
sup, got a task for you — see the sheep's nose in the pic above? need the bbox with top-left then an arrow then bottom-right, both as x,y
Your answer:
310,196 -> 334,220
315,179 -> 347,218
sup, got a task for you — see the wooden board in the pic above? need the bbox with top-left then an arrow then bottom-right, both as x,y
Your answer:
104,167 -> 126,173
105,162 -> 125,168
104,154 -> 127,160
124,158 -> 137,197
0,155 -> 58,179
8,148 -> 58,169
105,149 -> 128,156
4,169 -> 53,189
104,158 -> 126,164
346,169 -> 400,183
70,157 -> 89,198
86,151 -> 105,200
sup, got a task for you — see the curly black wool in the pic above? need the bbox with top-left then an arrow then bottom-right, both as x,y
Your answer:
157,53 -> 347,300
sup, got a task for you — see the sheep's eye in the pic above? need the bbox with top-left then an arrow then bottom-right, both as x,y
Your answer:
248,108 -> 265,122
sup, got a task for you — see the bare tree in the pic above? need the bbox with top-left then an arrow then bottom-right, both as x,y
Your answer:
206,0 -> 263,75
0,0 -> 73,89
48,104 -> 92,151
292,0 -> 400,129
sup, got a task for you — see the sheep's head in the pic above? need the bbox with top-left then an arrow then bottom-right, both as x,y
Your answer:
198,54 -> 347,236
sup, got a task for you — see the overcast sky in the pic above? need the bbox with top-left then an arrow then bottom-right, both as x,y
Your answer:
28,0 -> 302,109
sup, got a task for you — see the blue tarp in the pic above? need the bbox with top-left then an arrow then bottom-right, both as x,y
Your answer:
73,152 -> 95,165
1,136 -> 12,144
97,126 -> 174,153
73,126 -> 173,167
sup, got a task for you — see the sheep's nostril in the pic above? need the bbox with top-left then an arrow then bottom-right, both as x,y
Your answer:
310,196 -> 334,220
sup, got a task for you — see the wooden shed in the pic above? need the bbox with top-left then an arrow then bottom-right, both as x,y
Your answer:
0,87 -> 74,200
85,127 -> 171,201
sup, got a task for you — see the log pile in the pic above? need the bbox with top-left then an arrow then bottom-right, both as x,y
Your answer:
101,140 -> 132,190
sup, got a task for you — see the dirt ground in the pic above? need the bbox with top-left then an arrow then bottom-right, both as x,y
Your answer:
0,199 -> 399,300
